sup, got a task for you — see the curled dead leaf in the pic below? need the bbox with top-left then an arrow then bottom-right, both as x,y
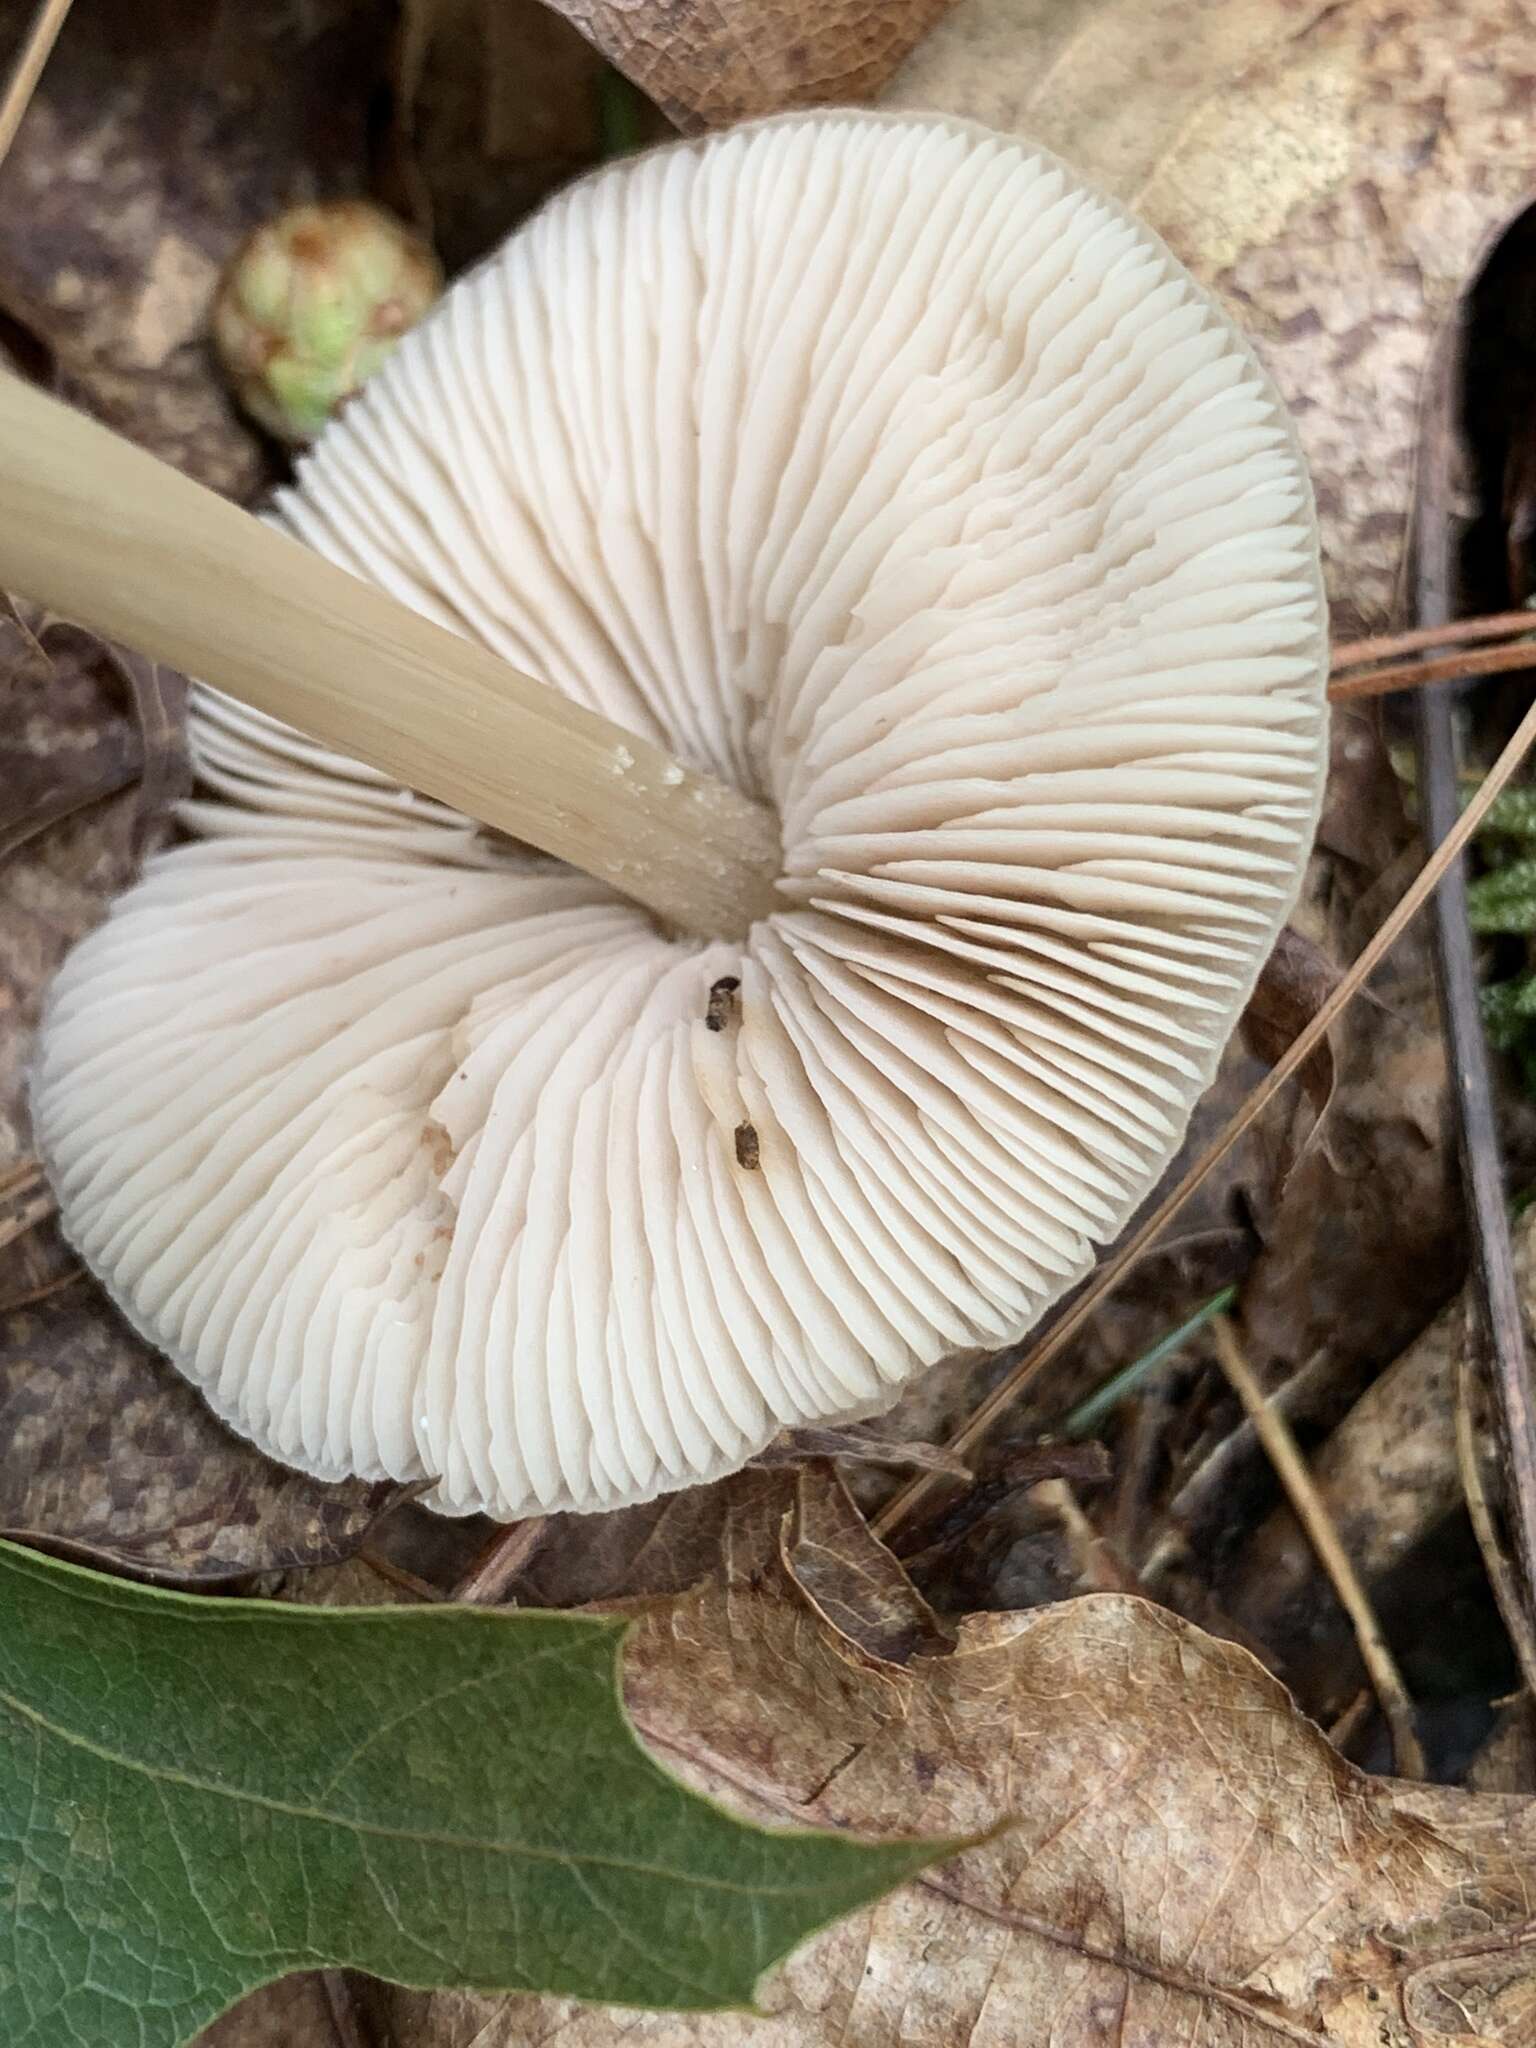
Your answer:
1241,924 -> 1340,1124
544,0 -> 962,130
781,1462 -> 954,1664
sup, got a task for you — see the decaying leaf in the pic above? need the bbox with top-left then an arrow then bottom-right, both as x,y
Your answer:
1218,1211 -> 1536,1706
0,0 -> 392,496
545,0 -> 961,130
781,1463 -> 954,1664
1240,924 -> 1340,1123
0,1273 -> 405,1581
364,1502 -> 1536,2046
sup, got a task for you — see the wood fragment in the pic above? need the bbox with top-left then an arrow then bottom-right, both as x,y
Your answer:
1210,1315 -> 1427,1781
873,685 -> 1536,1542
451,1517 -> 552,1605
320,1968 -> 371,2048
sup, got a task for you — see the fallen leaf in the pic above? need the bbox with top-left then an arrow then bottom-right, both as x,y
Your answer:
1220,1211 -> 1530,1706
0,0 -> 393,496
1240,924 -> 1340,1122
545,0 -> 961,130
0,1273 -> 405,1582
190,1974 -> 339,2048
0,1538 -> 948,2047
363,1507 -> 1536,2046
781,1464 -> 953,1664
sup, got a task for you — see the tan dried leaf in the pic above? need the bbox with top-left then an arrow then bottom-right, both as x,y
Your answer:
543,0 -> 962,130
365,1511 -> 1536,2046
1241,924 -> 1341,1121
781,1462 -> 953,1663
886,0 -> 1536,637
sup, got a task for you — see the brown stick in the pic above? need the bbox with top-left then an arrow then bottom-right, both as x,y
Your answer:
872,685 -> 1536,1542
0,0 -> 74,167
1210,1315 -> 1426,1779
0,377 -> 782,939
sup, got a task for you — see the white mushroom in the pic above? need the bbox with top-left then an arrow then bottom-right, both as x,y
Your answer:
32,110 -> 1328,1518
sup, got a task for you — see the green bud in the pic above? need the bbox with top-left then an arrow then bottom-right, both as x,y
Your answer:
213,201 -> 443,446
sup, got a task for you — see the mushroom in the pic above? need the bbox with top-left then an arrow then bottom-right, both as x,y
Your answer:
30,110 -> 1327,1519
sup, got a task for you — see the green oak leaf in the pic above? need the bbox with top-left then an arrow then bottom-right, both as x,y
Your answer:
0,1539 -> 953,2047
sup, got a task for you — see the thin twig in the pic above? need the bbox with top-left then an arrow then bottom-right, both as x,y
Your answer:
872,687 -> 1536,1542
0,0 -> 73,169
452,1518 -> 551,1603
357,1547 -> 445,1605
0,1266 -> 82,1314
1411,329 -> 1536,1675
1329,637 -> 1536,702
1210,1315 -> 1426,1780
1325,1689 -> 1375,1756
1331,608 -> 1536,671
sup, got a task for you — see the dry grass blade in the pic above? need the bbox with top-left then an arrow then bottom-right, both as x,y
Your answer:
1211,1315 -> 1426,1779
1329,636 -> 1536,701
1331,609 -> 1536,670
0,0 -> 75,167
873,686 -> 1536,1542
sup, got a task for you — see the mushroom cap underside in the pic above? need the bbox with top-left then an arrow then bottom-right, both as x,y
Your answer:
33,110 -> 1328,1518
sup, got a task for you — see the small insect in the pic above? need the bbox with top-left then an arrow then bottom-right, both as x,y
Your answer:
704,974 -> 741,1032
733,1119 -> 761,1171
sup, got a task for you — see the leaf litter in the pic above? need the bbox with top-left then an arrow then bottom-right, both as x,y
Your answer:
3,0 -> 1536,2044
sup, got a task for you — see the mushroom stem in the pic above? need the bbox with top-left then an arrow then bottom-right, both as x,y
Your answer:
0,375 -> 782,939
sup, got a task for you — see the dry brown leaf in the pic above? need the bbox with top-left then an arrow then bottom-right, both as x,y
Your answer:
544,0 -> 961,130
782,1462 -> 953,1663
0,0 -> 392,496
362,1507 -> 1536,2046
0,1270 -> 407,1582
887,0 -> 1536,640
188,1971 -> 340,2048
1241,925 -> 1341,1123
